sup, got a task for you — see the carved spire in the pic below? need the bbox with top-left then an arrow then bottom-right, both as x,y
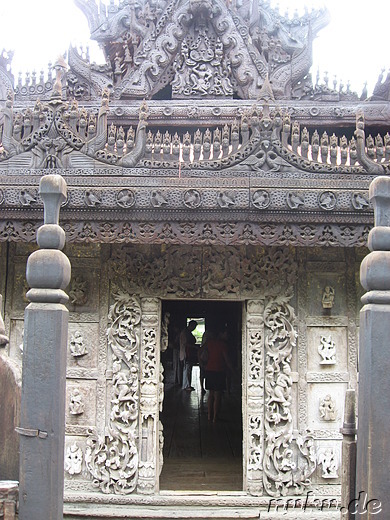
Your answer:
51,55 -> 68,100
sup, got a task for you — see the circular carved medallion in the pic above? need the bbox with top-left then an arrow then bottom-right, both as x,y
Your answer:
116,189 -> 135,208
252,190 -> 270,209
319,191 -> 337,211
183,189 -> 201,209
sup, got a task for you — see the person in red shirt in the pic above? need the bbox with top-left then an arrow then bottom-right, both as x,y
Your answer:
204,328 -> 234,422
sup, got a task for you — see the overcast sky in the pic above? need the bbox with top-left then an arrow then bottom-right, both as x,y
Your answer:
0,0 -> 388,96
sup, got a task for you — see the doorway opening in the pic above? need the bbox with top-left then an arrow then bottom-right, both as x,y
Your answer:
160,300 -> 243,492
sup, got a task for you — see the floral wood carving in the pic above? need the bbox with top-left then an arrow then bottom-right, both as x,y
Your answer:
108,245 -> 298,300
263,297 -> 316,496
85,290 -> 141,494
0,220 -> 371,248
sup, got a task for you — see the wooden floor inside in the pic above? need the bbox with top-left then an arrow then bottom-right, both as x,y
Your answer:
160,366 -> 243,492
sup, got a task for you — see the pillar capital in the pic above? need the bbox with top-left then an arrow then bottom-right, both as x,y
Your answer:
26,174 -> 70,304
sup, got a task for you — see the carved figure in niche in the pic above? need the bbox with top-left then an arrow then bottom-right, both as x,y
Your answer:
319,394 -> 337,421
317,448 -> 339,478
69,389 -> 85,415
190,63 -> 212,95
172,31 -> 233,98
322,286 -> 335,309
69,331 -> 88,358
65,442 -> 83,475
69,276 -> 88,306
318,335 -> 336,365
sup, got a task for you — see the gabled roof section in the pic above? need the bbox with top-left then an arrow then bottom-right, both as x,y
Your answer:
75,0 -> 330,100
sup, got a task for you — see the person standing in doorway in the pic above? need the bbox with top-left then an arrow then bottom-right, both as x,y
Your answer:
170,323 -> 182,386
204,328 -> 234,421
180,320 -> 197,392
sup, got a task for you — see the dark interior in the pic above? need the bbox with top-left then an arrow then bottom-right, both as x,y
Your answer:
159,300 -> 243,492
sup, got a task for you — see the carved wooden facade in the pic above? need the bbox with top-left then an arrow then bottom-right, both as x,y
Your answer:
0,0 -> 389,518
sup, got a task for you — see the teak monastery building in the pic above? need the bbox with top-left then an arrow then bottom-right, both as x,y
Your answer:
1,0 -> 390,518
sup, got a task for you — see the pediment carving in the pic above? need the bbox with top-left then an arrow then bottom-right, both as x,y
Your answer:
74,0 -> 329,100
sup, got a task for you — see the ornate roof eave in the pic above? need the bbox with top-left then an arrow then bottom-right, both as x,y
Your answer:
1,91 -> 390,173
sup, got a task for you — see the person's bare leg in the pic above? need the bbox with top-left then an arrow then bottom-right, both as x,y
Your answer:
213,391 -> 222,422
208,391 -> 215,420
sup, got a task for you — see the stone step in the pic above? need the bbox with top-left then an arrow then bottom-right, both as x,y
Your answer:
63,501 -> 341,520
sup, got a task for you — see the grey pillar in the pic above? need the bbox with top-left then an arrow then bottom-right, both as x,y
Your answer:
357,176 -> 390,519
18,175 -> 71,520
340,389 -> 357,519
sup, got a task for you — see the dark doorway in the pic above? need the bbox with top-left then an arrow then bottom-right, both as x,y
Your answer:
160,300 -> 243,492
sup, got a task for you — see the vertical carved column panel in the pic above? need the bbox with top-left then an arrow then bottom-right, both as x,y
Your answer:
85,290 -> 141,495
243,299 -> 265,496
297,248 -> 308,429
137,297 -> 161,494
346,249 -> 358,390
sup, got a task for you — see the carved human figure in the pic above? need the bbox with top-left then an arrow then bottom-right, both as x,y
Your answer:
190,63 -> 212,96
318,334 -> 336,365
65,442 -> 83,475
317,448 -> 339,478
322,286 -> 335,309
319,394 -> 337,421
69,389 -> 85,415
69,331 -> 88,358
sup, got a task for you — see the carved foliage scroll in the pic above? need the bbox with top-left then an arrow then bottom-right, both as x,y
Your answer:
109,245 -> 298,300
85,291 -> 141,494
245,299 -> 265,496
262,297 -> 316,497
137,298 -> 161,494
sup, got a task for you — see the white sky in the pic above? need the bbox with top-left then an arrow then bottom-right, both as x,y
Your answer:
0,0 -> 389,96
